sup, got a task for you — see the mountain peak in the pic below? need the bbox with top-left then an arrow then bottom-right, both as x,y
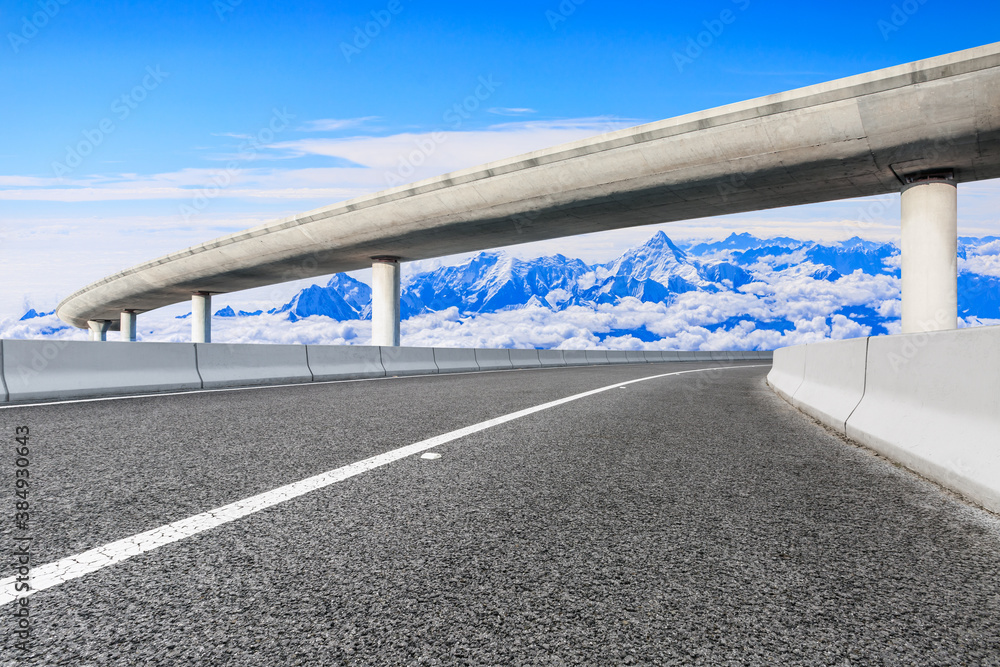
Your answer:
19,308 -> 54,321
639,230 -> 686,259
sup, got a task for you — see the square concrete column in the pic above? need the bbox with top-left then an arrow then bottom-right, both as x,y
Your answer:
121,310 -> 138,342
88,320 -> 111,341
192,292 -> 212,343
371,257 -> 401,347
901,174 -> 958,333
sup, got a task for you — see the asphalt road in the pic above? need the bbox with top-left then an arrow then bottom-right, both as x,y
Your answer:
2,361 -> 999,666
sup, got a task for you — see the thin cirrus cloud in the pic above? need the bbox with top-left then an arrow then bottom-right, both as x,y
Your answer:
296,117 -> 380,132
266,117 -> 638,176
0,117 -> 637,203
486,107 -> 538,116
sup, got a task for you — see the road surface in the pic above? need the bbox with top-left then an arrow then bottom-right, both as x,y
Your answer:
2,361 -> 998,665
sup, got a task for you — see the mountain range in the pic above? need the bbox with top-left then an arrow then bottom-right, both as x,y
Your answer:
14,231 -> 999,348
195,230 -> 1000,341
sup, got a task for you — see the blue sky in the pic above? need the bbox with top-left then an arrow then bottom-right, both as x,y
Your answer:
3,0 -> 999,318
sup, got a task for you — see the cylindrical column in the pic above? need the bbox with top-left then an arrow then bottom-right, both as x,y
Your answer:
371,257 -> 401,347
120,311 -> 138,342
192,292 -> 212,343
900,176 -> 958,333
88,320 -> 111,342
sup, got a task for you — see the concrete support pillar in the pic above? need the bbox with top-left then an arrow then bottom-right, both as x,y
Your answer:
88,320 -> 111,342
192,292 -> 212,343
120,311 -> 137,342
900,174 -> 958,334
371,257 -> 401,347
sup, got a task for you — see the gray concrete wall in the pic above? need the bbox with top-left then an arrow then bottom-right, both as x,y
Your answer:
508,349 -> 541,369
380,346 -> 438,376
0,340 -> 770,404
474,348 -> 513,371
308,345 -> 385,381
197,343 -> 313,389
536,350 -> 566,367
626,351 -> 648,363
585,350 -> 609,365
767,327 -> 1000,514
2,340 -> 201,401
432,348 -> 479,373
0,341 -> 7,403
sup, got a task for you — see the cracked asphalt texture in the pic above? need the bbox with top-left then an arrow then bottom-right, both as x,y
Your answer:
2,361 -> 999,666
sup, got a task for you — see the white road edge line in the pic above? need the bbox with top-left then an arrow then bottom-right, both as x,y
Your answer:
0,365 -> 765,606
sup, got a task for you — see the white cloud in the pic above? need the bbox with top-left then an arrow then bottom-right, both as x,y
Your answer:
0,117 -> 636,203
297,117 -> 379,132
486,107 -> 537,116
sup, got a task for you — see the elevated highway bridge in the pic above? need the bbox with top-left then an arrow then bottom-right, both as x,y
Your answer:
56,42 -> 1000,344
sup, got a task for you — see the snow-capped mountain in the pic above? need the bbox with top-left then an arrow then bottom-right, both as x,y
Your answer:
269,274 -> 372,322
228,231 -> 1000,333
8,232 -> 999,350
401,252 -> 594,316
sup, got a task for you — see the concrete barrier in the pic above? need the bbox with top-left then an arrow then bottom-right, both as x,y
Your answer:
380,346 -> 438,376
3,340 -> 202,401
846,327 -> 1000,513
432,348 -> 479,373
791,337 -> 869,432
767,344 -> 808,402
676,350 -> 698,361
0,341 -> 7,403
307,345 -> 385,381
197,343 -> 312,389
585,350 -> 609,365
0,338 -> 777,405
475,348 -> 513,371
537,350 -> 566,367
605,351 -> 630,364
508,349 -> 541,369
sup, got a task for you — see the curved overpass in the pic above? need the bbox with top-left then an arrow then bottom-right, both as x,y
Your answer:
58,42 -> 1000,338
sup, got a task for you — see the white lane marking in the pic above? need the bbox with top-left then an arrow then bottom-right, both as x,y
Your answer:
420,452 -> 443,460
0,365 -> 765,605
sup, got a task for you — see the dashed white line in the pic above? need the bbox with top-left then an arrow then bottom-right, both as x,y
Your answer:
0,365 -> 764,606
